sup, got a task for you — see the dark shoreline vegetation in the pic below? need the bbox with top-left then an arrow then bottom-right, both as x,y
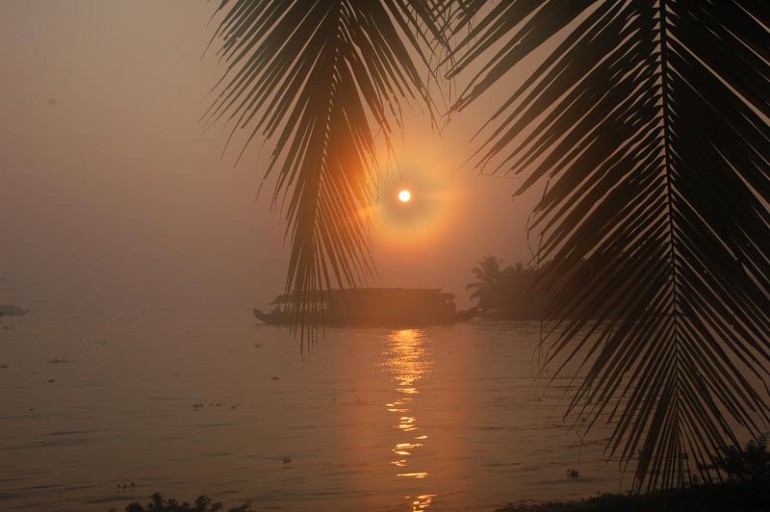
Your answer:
115,434 -> 770,512
116,494 -> 254,512
495,434 -> 770,511
495,478 -> 770,512
115,436 -> 770,512
114,479 -> 770,512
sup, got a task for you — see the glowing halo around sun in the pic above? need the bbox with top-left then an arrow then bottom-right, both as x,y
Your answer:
374,173 -> 455,249
369,134 -> 463,252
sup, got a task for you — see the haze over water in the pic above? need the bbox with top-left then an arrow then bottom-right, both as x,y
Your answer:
0,1 -> 540,317
0,312 -> 621,512
0,4 -> 578,510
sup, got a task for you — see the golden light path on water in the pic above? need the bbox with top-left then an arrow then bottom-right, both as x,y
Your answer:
382,329 -> 436,512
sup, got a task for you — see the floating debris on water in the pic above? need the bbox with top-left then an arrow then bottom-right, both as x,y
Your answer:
115,482 -> 136,493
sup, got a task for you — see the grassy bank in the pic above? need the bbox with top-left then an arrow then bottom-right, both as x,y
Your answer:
116,479 -> 769,512
496,479 -> 769,512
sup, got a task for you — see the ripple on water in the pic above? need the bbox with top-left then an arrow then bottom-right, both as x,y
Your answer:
0,315 -> 626,511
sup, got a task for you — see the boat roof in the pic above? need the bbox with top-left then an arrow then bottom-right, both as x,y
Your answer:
269,288 -> 453,304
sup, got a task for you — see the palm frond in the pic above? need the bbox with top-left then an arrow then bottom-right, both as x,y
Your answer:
450,0 -> 770,490
207,0 -> 447,343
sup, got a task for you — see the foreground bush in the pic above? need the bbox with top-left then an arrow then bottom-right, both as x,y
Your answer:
496,479 -> 770,512
121,493 -> 255,512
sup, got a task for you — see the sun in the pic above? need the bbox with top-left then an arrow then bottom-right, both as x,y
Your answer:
398,189 -> 412,203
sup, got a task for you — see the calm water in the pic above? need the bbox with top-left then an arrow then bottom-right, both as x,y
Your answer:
0,311 -> 625,511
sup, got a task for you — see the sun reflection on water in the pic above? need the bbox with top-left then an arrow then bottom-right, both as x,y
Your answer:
407,494 -> 437,512
382,329 -> 435,510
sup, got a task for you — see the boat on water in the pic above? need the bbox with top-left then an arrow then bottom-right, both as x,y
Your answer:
253,288 -> 475,326
0,305 -> 29,317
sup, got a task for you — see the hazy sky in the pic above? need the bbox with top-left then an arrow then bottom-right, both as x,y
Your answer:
0,1 -> 541,313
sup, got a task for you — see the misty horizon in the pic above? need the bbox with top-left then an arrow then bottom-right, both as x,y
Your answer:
0,1 -> 539,316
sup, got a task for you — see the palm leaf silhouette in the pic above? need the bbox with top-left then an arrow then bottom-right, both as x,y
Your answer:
206,0 -> 447,341
449,1 -> 770,490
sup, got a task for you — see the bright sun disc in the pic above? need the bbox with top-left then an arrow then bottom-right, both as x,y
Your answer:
398,189 -> 412,203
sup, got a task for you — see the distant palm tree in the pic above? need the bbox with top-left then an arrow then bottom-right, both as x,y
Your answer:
466,255 -> 504,309
467,258 -> 539,318
207,1 -> 770,492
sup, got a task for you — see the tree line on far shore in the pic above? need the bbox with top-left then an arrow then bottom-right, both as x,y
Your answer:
466,255 -> 613,321
466,256 -> 545,320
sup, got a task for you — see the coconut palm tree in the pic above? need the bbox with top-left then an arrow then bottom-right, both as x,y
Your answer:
466,255 -> 504,310
207,0 -> 770,492
448,0 -> 770,491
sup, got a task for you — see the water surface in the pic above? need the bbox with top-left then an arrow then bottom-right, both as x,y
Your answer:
0,311 -> 623,511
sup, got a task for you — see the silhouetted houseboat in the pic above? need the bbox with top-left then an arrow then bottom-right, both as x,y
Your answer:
253,288 -> 461,326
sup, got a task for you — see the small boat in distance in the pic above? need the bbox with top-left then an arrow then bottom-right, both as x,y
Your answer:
253,288 -> 474,326
0,305 -> 29,317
